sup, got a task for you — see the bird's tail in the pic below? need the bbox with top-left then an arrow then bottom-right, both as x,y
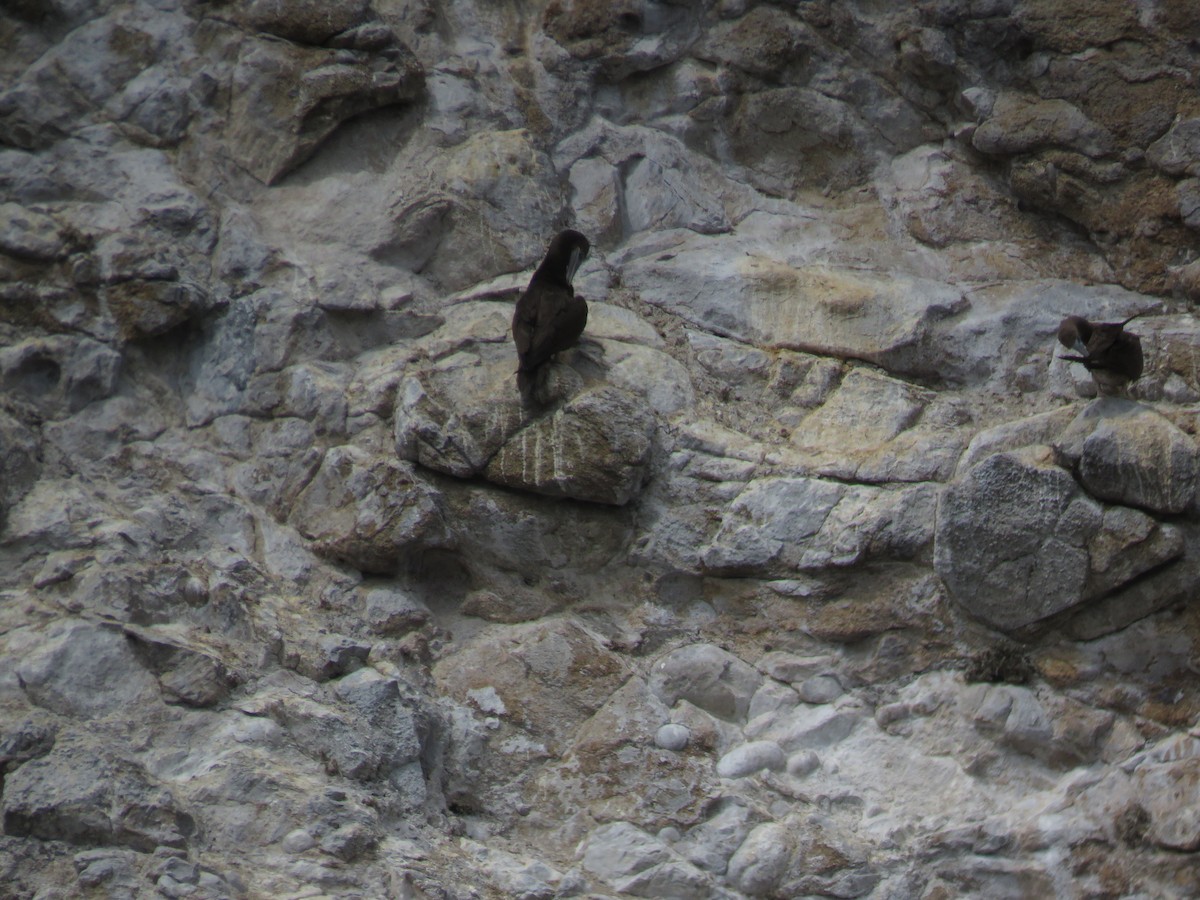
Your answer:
517,368 -> 537,403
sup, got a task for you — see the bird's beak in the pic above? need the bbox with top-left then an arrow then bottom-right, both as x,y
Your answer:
566,247 -> 584,284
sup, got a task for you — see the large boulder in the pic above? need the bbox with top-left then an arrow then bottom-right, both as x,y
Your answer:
395,340 -> 657,506
3,744 -> 195,852
226,33 -> 423,184
1056,400 -> 1200,515
935,448 -> 1183,631
16,622 -> 162,718
289,445 -> 448,574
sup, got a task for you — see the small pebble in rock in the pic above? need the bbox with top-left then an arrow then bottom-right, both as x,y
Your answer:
797,674 -> 843,704
658,826 -> 681,843
787,749 -> 820,777
716,741 -> 786,778
655,723 -> 690,751
875,702 -> 911,727
282,829 -> 317,853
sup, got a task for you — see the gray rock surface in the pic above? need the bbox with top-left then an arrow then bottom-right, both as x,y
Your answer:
2,1 -> 1200,897
936,448 -> 1183,632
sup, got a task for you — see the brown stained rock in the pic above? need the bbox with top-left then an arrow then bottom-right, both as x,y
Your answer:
528,678 -> 714,828
802,598 -> 915,645
433,620 -> 630,756
123,625 -> 238,708
231,0 -> 373,45
696,6 -> 817,81
973,93 -> 1117,159
104,279 -> 210,341
1015,0 -> 1141,54
460,589 -> 558,624
542,0 -> 696,81
226,36 -> 422,185
289,445 -> 448,575
725,86 -> 874,194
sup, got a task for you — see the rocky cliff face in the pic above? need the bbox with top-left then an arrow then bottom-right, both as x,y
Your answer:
2,1 -> 1200,897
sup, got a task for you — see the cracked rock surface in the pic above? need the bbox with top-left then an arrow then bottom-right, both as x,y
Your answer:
3,1 -> 1200,897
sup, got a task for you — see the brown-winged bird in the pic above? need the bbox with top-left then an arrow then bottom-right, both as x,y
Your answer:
1057,313 -> 1144,395
512,229 -> 590,401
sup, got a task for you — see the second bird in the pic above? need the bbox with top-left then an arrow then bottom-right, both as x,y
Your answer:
512,229 -> 591,401
1056,312 -> 1144,395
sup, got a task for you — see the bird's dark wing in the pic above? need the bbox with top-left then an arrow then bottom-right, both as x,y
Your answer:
1085,324 -> 1124,356
512,283 -> 553,361
1110,332 -> 1143,381
525,290 -> 585,372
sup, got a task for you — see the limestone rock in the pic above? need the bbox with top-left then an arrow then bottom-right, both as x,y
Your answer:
787,368 -> 966,483
622,235 -> 968,381
935,448 -> 1183,632
1071,402 -> 1199,515
716,741 -> 786,779
226,35 -> 423,184
973,93 -> 1117,159
702,476 -> 935,576
3,1 -> 1200,896
0,202 -> 67,261
649,644 -> 762,723
1133,759 -> 1200,851
289,445 -> 448,574
396,340 -> 657,506
0,336 -> 122,418
16,622 -> 161,718
361,585 -> 430,636
484,384 -> 656,506
727,821 -> 792,897
0,410 -> 40,517
579,822 -> 717,900
1147,116 -> 1200,177
3,744 -> 195,852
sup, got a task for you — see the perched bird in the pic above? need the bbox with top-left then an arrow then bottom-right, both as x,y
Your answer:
1056,312 -> 1144,394
512,229 -> 590,401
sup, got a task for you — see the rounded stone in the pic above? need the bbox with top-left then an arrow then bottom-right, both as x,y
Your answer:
797,674 -> 844,704
716,741 -> 786,778
655,723 -> 690,751
787,749 -> 820,777
282,829 -> 317,853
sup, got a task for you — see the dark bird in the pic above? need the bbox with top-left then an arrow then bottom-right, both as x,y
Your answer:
1056,312 -> 1144,395
512,229 -> 590,401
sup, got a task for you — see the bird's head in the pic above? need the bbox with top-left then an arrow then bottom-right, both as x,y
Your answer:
543,229 -> 590,286
1057,315 -> 1092,353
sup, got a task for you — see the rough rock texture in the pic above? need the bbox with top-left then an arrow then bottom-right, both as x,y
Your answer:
3,2 -> 1200,898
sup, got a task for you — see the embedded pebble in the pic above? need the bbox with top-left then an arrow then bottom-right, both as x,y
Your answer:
655,723 -> 691,751
716,741 -> 786,778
